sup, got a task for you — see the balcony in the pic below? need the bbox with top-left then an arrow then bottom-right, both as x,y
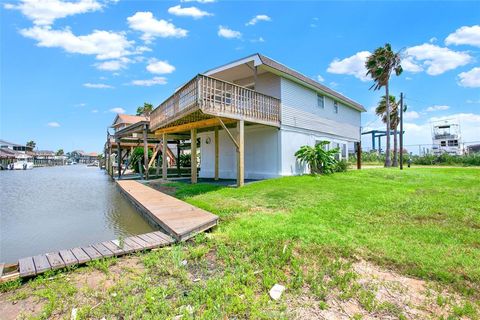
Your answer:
150,74 -> 281,132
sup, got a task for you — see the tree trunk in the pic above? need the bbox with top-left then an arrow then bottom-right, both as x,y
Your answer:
392,127 -> 398,167
384,83 -> 391,167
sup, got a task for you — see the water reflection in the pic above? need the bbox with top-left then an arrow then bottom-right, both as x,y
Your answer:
0,165 -> 155,262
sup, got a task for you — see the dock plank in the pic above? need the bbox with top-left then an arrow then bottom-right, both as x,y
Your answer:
112,239 -> 135,254
19,257 -> 36,277
128,236 -> 152,249
71,248 -> 91,264
59,250 -> 78,266
117,180 -> 218,241
45,252 -> 66,269
137,234 -> 163,247
32,255 -> 51,273
152,231 -> 175,244
123,238 -> 143,251
82,246 -> 102,260
92,243 -> 114,258
102,241 -> 124,255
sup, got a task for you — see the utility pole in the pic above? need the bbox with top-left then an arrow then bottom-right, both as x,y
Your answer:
400,92 -> 404,170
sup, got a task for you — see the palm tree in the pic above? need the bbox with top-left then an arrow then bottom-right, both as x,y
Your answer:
366,43 -> 403,167
375,95 -> 400,166
136,102 -> 153,117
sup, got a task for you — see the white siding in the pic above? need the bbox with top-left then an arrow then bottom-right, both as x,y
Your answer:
280,128 -> 350,176
198,125 -> 280,180
280,78 -> 361,141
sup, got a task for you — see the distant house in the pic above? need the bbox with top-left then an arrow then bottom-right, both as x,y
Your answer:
111,114 -> 149,133
149,53 -> 365,186
0,139 -> 34,154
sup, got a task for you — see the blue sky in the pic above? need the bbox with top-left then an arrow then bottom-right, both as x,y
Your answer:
1,0 -> 479,152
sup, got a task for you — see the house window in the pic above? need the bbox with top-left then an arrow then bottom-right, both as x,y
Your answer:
334,101 -> 339,113
440,141 -> 446,146
317,93 -> 325,109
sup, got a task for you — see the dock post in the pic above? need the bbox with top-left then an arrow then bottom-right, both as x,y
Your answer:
214,127 -> 219,181
237,120 -> 244,187
162,133 -> 168,180
117,140 -> 121,179
143,124 -> 149,180
177,141 -> 181,177
191,128 -> 197,184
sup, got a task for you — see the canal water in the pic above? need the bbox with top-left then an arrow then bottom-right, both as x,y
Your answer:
0,165 -> 155,263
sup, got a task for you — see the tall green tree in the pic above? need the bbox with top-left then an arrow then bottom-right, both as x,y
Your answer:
366,43 -> 403,167
56,149 -> 64,156
26,140 -> 36,149
136,102 -> 153,117
375,95 -> 400,166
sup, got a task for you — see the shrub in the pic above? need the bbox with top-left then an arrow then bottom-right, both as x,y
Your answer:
130,147 -> 154,173
295,141 -> 340,174
334,160 -> 349,172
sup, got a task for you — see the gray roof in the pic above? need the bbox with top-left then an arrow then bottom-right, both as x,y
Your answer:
256,54 -> 366,112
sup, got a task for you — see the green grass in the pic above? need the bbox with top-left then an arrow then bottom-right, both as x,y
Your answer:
168,168 -> 480,295
3,168 -> 479,319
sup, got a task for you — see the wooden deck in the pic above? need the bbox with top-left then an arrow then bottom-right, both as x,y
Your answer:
117,180 -> 219,241
2,231 -> 174,280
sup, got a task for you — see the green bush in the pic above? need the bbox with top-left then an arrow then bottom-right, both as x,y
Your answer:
412,152 -> 480,166
130,147 -> 154,173
334,160 -> 349,172
295,141 -> 340,174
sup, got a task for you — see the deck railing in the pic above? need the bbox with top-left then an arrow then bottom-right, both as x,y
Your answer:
150,74 -> 281,131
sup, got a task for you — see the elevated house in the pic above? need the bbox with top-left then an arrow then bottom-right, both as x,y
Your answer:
150,53 -> 365,186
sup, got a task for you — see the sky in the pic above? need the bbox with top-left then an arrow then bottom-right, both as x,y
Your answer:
1,0 -> 479,153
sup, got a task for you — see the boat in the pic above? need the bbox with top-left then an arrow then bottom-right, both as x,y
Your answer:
13,155 -> 34,170
431,119 -> 464,156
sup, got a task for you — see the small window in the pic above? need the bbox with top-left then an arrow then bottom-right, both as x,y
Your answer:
441,141 -> 446,146
317,94 -> 324,109
334,101 -> 339,113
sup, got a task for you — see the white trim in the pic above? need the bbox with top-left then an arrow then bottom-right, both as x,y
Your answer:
280,124 -> 359,143
204,54 -> 262,76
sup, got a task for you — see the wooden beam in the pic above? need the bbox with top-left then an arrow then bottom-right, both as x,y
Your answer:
237,120 -> 244,187
162,133 -> 168,180
155,118 -> 235,135
117,141 -> 121,179
217,118 -> 239,149
356,141 -> 362,170
143,125 -> 149,179
148,143 -> 160,168
214,126 -> 219,181
191,128 -> 197,184
177,141 -> 181,177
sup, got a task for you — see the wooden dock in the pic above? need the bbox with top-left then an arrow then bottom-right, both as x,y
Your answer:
117,180 -> 219,241
1,180 -> 218,282
0,231 -> 174,281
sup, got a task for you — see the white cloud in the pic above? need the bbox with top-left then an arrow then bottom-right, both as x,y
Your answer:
91,109 -> 99,113
445,25 -> 480,47
429,37 -> 437,43
218,26 -> 241,39
168,5 -> 212,19
20,26 -> 134,60
95,57 -> 131,71
110,107 -> 125,114
250,37 -> 265,43
246,14 -> 271,26
426,105 -> 450,112
316,75 -> 325,82
327,51 -> 371,81
405,44 -> 472,75
146,60 -> 175,74
401,56 -> 423,73
404,111 -> 420,120
127,12 -> 188,43
466,99 -> 480,104
47,121 -> 60,127
83,83 -> 113,89
458,67 -> 480,88
181,0 -> 215,3
130,76 -> 167,86
4,0 -> 102,26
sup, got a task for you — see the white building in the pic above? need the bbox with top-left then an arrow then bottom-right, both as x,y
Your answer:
150,54 -> 365,185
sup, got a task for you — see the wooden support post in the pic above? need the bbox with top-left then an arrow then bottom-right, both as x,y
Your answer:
117,141 -> 121,179
162,133 -> 168,180
356,141 -> 362,170
156,154 -> 161,177
237,120 -> 244,187
214,127 -> 219,180
399,92 -> 404,170
191,128 -> 197,184
143,124 -> 149,180
177,141 -> 181,177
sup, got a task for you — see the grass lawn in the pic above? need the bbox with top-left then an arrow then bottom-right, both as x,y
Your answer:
1,167 -> 479,319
